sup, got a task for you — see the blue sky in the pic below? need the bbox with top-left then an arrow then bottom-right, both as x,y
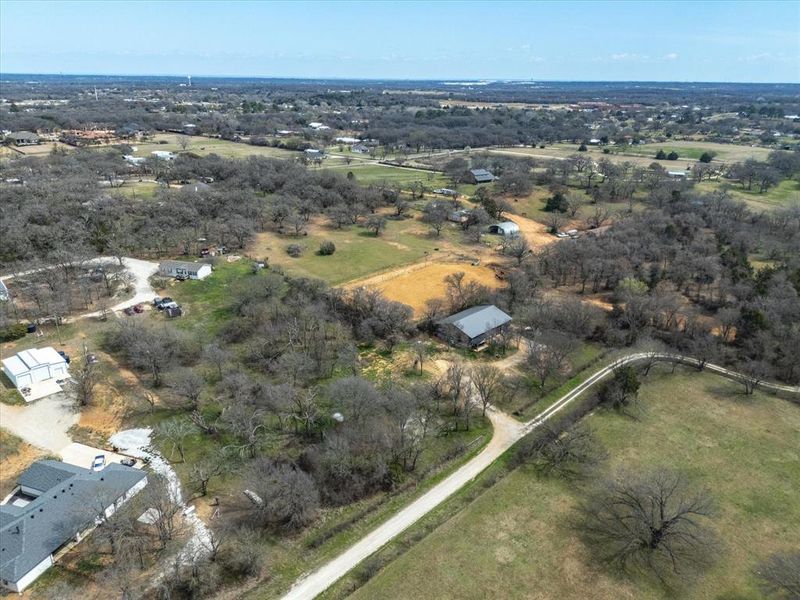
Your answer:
1,1 -> 798,82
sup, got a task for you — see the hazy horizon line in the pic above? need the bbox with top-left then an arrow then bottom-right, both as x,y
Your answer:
2,71 -> 798,86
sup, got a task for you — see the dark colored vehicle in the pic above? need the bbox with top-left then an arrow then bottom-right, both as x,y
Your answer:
57,350 -> 70,364
165,306 -> 183,318
155,297 -> 174,309
120,457 -> 136,467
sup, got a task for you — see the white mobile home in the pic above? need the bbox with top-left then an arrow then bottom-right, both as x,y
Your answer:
159,260 -> 212,280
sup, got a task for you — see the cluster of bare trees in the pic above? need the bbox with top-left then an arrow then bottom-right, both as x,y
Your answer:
100,267 -> 498,560
0,259 -> 130,328
0,151 -> 401,271
523,191 -> 800,385
726,150 -> 800,194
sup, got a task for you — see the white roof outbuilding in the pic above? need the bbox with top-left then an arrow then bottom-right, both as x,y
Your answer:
488,221 -> 521,237
1,347 -> 68,394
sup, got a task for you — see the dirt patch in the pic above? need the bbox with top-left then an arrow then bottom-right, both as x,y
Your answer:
346,261 -> 503,316
509,213 -> 559,247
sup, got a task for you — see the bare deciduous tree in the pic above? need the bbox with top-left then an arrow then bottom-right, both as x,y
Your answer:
243,458 -> 319,531
755,552 -> 800,600
516,423 -> 603,479
579,469 -> 716,584
168,367 -> 205,410
154,417 -> 196,463
71,346 -> 98,407
470,363 -> 503,417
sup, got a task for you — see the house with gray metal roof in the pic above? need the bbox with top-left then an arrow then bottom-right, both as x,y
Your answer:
463,168 -> 496,184
6,131 -> 40,146
436,305 -> 512,348
0,460 -> 147,592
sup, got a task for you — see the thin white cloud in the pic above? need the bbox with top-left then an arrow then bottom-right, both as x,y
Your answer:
609,53 -> 649,62
663,52 -> 679,60
740,52 -> 797,63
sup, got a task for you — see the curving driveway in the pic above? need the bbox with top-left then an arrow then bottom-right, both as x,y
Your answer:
281,353 -> 799,600
79,257 -> 159,318
1,256 -> 158,319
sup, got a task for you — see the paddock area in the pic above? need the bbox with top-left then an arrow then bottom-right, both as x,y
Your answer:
344,261 -> 503,316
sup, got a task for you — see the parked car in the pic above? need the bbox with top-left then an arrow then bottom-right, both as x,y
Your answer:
165,306 -> 183,318
91,455 -> 106,471
120,457 -> 136,467
57,350 -> 70,364
155,298 -> 173,310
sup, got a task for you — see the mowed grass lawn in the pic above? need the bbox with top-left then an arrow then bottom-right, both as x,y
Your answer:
618,140 -> 771,162
249,217 -> 445,285
334,163 -> 452,189
129,133 -> 301,160
350,368 -> 800,600
696,179 -> 800,211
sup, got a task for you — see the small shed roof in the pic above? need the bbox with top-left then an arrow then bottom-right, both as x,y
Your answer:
437,305 -> 512,340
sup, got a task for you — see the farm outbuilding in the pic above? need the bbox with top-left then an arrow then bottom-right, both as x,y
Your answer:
449,209 -> 471,223
463,168 -> 496,184
1,347 -> 68,390
488,221 -> 520,237
436,305 -> 512,348
158,260 -> 212,280
7,131 -> 40,146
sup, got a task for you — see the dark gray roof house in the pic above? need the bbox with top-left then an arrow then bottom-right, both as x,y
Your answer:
436,305 -> 512,348
464,168 -> 496,184
0,460 -> 147,592
8,131 -> 40,146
